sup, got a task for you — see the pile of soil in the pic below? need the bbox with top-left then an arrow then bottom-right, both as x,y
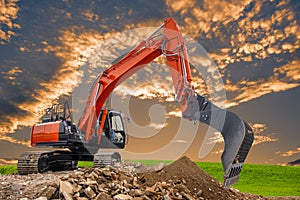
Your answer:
140,156 -> 238,199
0,156 -> 299,200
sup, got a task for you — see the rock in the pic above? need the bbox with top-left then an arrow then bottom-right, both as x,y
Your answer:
74,171 -> 84,175
34,197 -> 47,200
151,162 -> 166,171
61,191 -> 73,200
91,171 -> 99,179
103,170 -> 112,177
145,184 -> 156,196
83,180 -> 98,185
197,189 -> 203,196
175,183 -> 190,193
0,156 -> 273,200
95,192 -> 113,200
49,181 -> 59,188
133,189 -> 144,196
40,186 -> 57,200
59,181 -> 73,194
181,192 -> 196,200
11,183 -> 22,190
113,194 -> 133,200
133,177 -> 139,187
84,186 -> 96,198
132,198 -> 143,200
72,184 -> 82,193
142,195 -> 151,200
77,197 -> 89,200
163,195 -> 170,200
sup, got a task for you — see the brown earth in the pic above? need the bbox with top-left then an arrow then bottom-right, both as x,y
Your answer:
139,156 -> 300,200
0,156 -> 299,200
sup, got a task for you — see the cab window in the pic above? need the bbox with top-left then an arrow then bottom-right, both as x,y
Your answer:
111,114 -> 124,132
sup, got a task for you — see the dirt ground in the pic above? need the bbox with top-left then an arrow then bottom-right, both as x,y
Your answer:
0,156 -> 299,200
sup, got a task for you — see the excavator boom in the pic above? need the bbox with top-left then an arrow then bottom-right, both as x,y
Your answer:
77,18 -> 254,187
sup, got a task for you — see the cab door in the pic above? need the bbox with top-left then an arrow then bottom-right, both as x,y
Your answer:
107,111 -> 126,148
99,110 -> 126,149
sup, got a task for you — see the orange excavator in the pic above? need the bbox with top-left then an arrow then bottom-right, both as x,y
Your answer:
17,18 -> 254,187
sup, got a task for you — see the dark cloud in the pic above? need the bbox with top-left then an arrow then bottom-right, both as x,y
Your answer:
0,0 -> 299,164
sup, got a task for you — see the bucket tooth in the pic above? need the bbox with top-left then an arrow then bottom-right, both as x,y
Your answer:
224,163 -> 242,187
224,126 -> 254,187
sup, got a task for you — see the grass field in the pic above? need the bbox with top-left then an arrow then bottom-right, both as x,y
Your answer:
0,165 -> 17,175
1,161 -> 299,197
196,162 -> 300,197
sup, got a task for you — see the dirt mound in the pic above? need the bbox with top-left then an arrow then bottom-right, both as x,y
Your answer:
1,156 -> 299,200
140,156 -> 238,199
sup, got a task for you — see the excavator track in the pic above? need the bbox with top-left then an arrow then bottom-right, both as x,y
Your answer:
94,152 -> 121,167
18,150 -> 122,175
17,151 -> 49,175
17,150 -> 78,175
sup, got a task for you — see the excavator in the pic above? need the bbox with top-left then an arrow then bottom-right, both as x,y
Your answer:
17,18 -> 254,187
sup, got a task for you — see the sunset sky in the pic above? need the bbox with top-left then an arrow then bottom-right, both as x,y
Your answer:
0,0 -> 299,166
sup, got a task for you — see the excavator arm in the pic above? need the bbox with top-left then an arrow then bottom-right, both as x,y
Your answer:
78,18 -> 254,187
78,19 -> 194,136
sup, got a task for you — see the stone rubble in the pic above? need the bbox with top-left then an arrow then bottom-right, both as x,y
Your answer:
0,156 -> 299,200
39,166 -> 204,200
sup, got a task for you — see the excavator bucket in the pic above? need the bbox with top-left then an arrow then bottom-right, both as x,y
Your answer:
220,111 -> 254,187
194,95 -> 254,187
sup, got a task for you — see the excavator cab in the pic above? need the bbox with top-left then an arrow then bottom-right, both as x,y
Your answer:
98,110 -> 127,149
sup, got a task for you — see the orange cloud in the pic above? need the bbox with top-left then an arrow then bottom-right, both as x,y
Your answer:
116,81 -> 174,101
166,0 -> 252,38
205,123 -> 278,146
166,0 -> 196,14
249,123 -> 278,146
0,0 -> 20,44
0,134 -> 30,146
0,158 -> 17,165
207,132 -> 223,145
275,60 -> 300,81
2,1 -> 298,143
225,60 -> 300,108
82,10 -> 99,21
226,78 -> 299,108
149,122 -> 168,130
253,133 -> 278,146
164,0 -> 300,110
1,26 -> 160,135
167,108 -> 182,118
0,66 -> 22,85
16,30 -> 105,130
20,1 -> 297,134
276,147 -> 300,157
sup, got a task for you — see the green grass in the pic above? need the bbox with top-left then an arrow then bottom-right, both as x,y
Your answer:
1,161 -> 299,197
77,161 -> 94,167
196,162 -> 300,197
131,160 -> 173,166
0,165 -> 17,175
